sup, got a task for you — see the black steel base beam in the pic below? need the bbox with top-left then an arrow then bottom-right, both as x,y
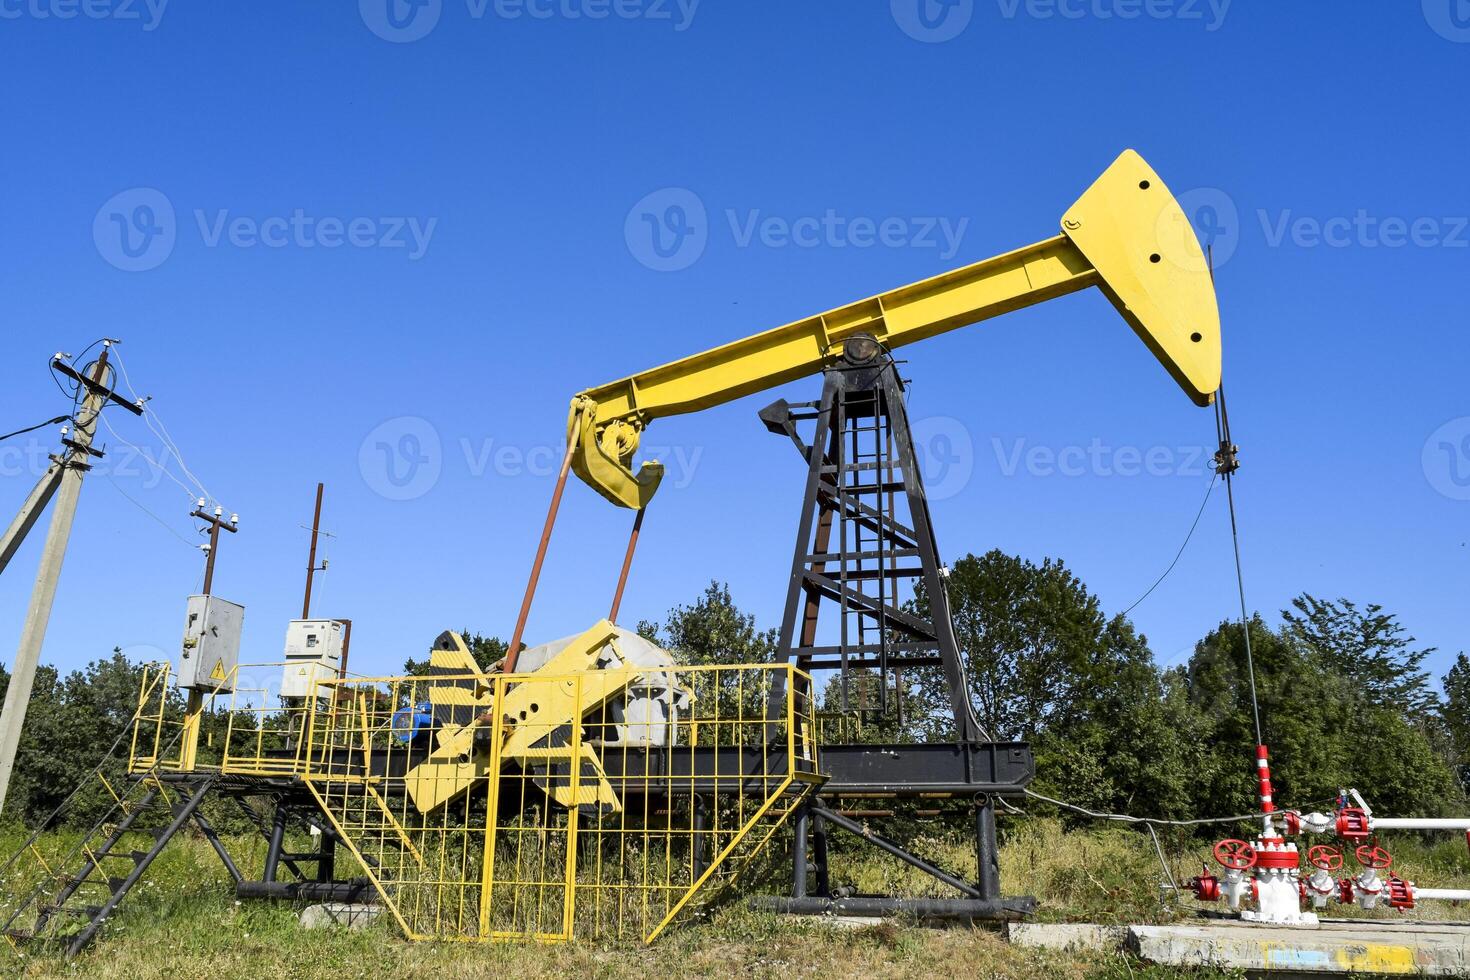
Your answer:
750,895 -> 1036,920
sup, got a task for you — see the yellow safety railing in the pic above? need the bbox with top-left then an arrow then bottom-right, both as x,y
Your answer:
126,660 -> 823,943
300,664 -> 821,943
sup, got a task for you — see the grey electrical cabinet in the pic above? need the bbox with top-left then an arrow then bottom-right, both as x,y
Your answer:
281,619 -> 346,699
178,595 -> 245,692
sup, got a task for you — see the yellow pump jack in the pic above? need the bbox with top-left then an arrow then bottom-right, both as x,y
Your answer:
410,149 -> 1222,817
569,149 -> 1221,509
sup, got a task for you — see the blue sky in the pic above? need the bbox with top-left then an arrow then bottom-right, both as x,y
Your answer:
1,1 -> 1467,693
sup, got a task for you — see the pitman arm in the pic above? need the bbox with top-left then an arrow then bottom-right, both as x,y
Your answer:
571,149 -> 1222,509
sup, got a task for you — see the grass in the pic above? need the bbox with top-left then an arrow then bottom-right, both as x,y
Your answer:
1,816 -> 1465,978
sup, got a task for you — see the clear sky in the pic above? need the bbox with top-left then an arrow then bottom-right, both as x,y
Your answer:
1,2 -> 1466,694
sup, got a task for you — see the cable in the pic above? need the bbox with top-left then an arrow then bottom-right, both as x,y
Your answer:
1215,386 -> 1262,747
1021,787 -> 1300,828
1119,472 -> 1219,619
0,414 -> 71,443
111,346 -> 224,511
102,474 -> 199,550
99,412 -> 200,502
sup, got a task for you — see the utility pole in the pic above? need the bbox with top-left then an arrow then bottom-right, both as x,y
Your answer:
302,482 -> 325,619
0,343 -> 143,814
180,503 -> 237,771
191,502 -> 238,595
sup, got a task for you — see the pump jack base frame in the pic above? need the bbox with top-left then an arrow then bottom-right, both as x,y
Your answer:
751,742 -> 1038,922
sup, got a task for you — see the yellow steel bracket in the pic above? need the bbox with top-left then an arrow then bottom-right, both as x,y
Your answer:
569,149 -> 1221,509
568,396 -> 665,510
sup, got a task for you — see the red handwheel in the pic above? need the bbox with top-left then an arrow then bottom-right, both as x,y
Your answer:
1214,839 -> 1257,870
1307,844 -> 1343,872
1355,844 -> 1393,870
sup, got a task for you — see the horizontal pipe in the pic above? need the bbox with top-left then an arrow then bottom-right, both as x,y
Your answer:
1412,888 -> 1470,902
1373,818 -> 1470,831
236,880 -> 374,902
750,895 -> 1036,920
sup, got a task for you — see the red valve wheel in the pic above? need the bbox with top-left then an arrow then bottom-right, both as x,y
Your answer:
1214,839 -> 1258,870
1355,844 -> 1393,870
1307,844 -> 1343,872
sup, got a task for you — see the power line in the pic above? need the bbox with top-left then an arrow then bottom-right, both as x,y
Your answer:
0,415 -> 71,443
110,346 -> 225,512
1119,472 -> 1218,619
101,474 -> 198,550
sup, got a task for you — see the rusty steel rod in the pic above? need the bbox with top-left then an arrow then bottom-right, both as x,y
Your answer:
607,507 -> 645,625
504,416 -> 581,674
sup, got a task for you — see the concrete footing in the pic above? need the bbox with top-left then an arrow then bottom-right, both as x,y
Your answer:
1010,918 -> 1470,975
299,902 -> 382,930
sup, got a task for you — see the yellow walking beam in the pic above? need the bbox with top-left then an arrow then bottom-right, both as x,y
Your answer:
571,149 -> 1222,509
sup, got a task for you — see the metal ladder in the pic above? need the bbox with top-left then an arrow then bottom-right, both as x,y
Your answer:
0,772 -> 220,959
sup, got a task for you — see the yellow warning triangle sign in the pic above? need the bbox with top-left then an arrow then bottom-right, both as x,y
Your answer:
209,660 -> 226,682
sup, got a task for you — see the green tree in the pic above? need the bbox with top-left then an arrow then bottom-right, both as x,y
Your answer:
642,581 -> 777,666
1442,653 -> 1470,786
1185,616 -> 1462,819
912,550 -> 1115,742
1282,595 -> 1439,715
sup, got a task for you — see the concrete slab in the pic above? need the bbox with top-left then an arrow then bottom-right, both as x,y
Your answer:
1008,923 -> 1127,952
1128,920 -> 1470,975
299,902 -> 382,930
790,914 -> 889,930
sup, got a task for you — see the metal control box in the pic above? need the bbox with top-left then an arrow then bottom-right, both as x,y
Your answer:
177,595 -> 245,692
281,619 -> 346,699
